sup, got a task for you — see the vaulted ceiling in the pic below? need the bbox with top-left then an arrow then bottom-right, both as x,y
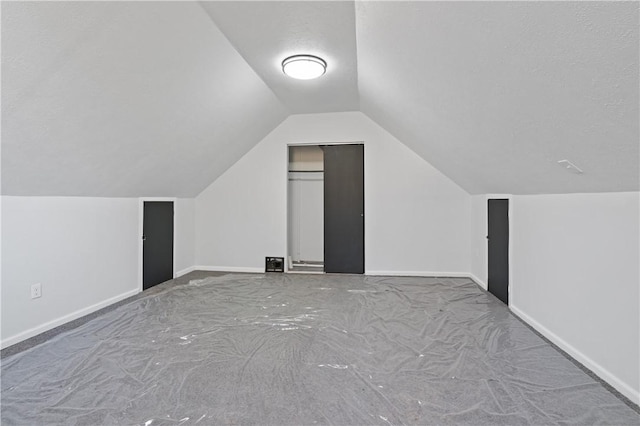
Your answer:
2,1 -> 638,197
2,2 -> 287,197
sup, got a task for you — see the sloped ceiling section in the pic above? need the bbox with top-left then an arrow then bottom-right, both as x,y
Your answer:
3,1 -> 637,197
357,2 -> 639,194
200,1 -> 359,114
1,2 -> 288,197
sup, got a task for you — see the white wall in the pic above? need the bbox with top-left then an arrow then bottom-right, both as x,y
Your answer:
195,112 -> 472,275
174,198 -> 195,275
470,194 -> 488,288
1,196 -> 197,348
509,192 -> 639,404
1,196 -> 139,348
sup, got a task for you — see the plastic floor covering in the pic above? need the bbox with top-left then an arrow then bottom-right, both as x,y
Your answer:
2,273 -> 638,425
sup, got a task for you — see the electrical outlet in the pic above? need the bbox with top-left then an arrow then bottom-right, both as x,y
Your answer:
31,283 -> 42,299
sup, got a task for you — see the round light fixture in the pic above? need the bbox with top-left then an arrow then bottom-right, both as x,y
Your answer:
282,55 -> 327,80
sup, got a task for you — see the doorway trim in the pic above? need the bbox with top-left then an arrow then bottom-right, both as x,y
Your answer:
484,194 -> 513,307
285,141 -> 365,273
138,197 -> 177,292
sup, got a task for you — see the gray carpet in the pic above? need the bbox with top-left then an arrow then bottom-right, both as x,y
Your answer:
1,273 -> 638,425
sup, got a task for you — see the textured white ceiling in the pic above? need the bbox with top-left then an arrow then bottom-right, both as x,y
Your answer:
1,1 -> 287,197
2,1 -> 638,197
199,1 -> 359,114
357,1 -> 639,194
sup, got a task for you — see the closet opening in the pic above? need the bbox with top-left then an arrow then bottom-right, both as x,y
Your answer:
287,143 -> 365,274
287,145 -> 325,273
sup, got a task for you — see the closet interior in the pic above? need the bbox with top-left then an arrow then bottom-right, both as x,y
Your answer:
287,145 -> 324,273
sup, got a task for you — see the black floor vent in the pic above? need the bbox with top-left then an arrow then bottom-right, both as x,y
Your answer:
265,257 -> 284,272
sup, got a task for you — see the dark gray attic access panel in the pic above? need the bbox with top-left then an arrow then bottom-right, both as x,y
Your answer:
488,199 -> 509,304
143,201 -> 174,290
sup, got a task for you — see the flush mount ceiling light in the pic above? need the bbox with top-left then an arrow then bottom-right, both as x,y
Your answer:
282,55 -> 327,80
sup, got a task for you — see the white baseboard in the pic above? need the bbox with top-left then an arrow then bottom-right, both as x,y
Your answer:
510,304 -> 640,406
467,273 -> 488,290
366,270 -> 487,290
191,268 -> 487,286
366,270 -> 471,278
191,268 -> 489,291
175,265 -> 197,277
1,288 -> 139,350
193,265 -> 264,274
